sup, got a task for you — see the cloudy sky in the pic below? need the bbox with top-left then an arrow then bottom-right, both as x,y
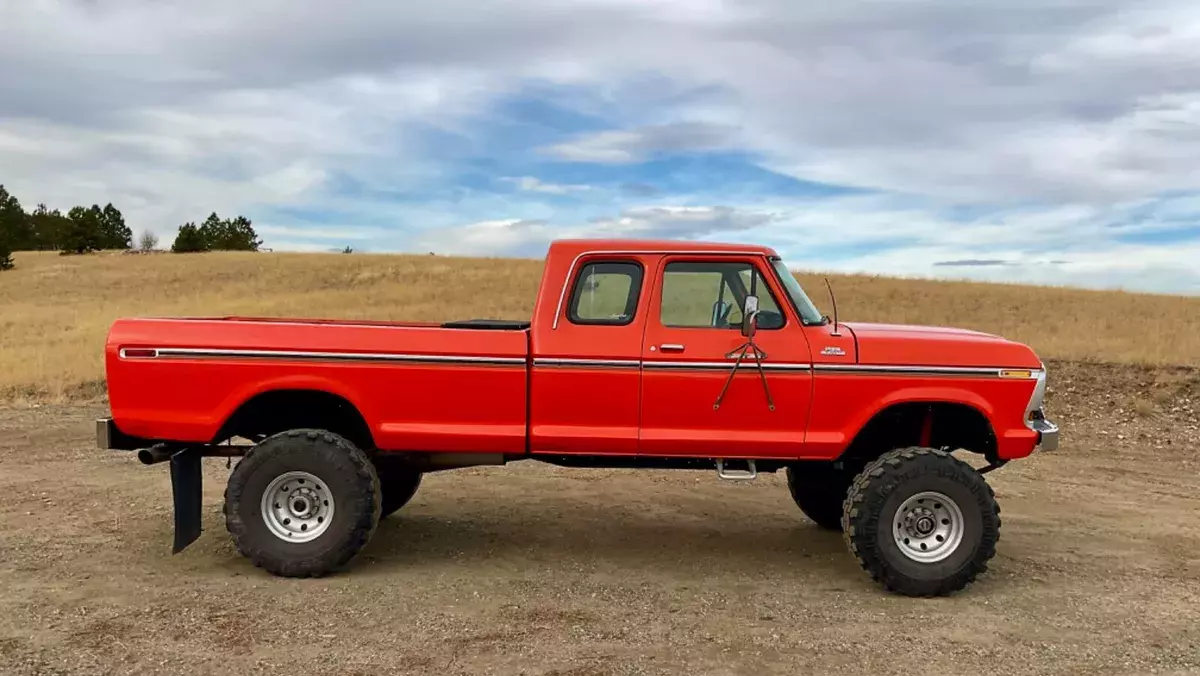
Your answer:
3,0 -> 1199,293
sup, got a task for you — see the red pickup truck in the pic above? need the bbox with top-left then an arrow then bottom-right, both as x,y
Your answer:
98,238 -> 1057,596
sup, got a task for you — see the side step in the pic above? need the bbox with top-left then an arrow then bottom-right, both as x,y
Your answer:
715,459 -> 758,481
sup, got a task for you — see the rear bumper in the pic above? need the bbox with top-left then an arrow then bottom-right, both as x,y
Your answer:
1030,414 -> 1059,452
96,418 -> 153,451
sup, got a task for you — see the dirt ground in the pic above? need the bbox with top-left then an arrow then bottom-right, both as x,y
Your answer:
1,360 -> 1198,676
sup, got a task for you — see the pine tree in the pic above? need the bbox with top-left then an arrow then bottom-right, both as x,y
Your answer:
171,222 -> 209,253
0,185 -> 32,251
196,212 -> 262,251
196,212 -> 224,249
223,215 -> 262,251
100,203 -> 132,249
27,204 -> 70,251
60,206 -> 103,255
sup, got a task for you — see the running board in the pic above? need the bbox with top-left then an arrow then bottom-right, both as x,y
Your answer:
715,459 -> 758,481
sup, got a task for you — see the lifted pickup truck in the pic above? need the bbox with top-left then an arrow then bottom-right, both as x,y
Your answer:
98,238 -> 1057,596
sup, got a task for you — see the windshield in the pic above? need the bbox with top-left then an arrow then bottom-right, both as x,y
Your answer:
770,258 -> 825,326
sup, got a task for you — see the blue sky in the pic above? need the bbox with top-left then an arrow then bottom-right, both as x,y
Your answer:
2,0 -> 1199,293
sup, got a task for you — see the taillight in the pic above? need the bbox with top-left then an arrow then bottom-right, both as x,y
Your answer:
121,348 -> 158,359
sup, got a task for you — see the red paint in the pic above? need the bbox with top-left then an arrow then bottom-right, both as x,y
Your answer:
104,238 -> 1049,462
919,408 -> 934,447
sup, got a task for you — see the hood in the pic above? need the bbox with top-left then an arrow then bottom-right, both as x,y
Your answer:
842,322 -> 1042,369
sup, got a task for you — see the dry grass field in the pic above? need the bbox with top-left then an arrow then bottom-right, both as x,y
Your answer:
2,248 -> 1198,403
2,248 -> 1200,405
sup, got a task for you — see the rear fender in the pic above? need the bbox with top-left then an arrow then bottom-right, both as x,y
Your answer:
211,375 -> 373,443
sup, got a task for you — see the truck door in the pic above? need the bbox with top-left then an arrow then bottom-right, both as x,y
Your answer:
529,256 -> 651,455
639,256 -> 814,458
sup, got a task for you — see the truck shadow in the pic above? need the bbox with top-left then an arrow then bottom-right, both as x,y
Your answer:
356,500 -> 856,584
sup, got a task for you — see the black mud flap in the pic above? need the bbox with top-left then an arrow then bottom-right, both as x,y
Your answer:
169,447 -> 203,553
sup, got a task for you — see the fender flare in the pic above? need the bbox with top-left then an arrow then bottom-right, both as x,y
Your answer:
838,386 -> 997,455
208,374 -> 374,444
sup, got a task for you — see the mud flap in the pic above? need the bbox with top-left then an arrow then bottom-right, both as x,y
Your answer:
169,447 -> 203,553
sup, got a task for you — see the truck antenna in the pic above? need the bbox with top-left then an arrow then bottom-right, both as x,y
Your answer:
824,277 -> 841,336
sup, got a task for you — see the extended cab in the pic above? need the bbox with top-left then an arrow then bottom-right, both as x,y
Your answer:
98,238 -> 1058,596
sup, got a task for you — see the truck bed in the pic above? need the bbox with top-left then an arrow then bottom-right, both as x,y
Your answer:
105,316 -> 530,453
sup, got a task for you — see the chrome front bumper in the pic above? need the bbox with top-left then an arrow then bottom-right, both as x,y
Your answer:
1030,413 -> 1059,452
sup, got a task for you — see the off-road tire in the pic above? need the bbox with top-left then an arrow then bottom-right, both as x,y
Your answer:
224,429 -> 381,577
785,464 -> 851,531
374,457 -> 422,518
842,447 -> 1000,597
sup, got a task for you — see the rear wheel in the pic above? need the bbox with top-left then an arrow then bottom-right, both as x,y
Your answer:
785,464 -> 852,531
224,429 -> 381,577
842,447 -> 1000,597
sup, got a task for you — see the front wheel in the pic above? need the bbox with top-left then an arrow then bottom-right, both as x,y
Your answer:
224,429 -> 382,577
842,447 -> 1000,597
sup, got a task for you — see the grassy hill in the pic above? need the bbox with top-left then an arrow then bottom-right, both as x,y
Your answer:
3,249 -> 1199,403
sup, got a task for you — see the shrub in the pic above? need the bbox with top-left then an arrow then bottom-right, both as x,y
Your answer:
0,239 -> 13,271
138,230 -> 159,252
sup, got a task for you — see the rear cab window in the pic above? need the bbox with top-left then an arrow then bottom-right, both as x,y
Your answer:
568,261 -> 644,326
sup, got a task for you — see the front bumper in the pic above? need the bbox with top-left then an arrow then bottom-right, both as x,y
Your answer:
1030,413 -> 1059,452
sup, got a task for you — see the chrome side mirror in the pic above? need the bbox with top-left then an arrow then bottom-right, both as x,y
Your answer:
741,296 -> 759,337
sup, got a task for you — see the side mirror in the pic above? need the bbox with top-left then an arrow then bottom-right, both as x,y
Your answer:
741,295 -> 759,337
741,311 -> 758,338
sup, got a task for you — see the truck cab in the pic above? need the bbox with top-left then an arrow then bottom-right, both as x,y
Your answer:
98,238 -> 1058,597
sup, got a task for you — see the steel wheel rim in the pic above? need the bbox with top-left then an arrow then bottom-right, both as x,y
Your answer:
892,490 -> 964,563
260,471 -> 335,543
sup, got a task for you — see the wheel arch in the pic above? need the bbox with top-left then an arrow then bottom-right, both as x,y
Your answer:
836,396 -> 999,470
213,387 -> 375,451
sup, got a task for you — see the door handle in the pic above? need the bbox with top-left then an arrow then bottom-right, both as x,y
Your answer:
659,343 -> 686,352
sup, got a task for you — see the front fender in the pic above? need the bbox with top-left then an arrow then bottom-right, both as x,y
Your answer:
804,376 -> 1003,460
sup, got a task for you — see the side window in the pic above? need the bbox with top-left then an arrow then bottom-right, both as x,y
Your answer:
726,267 -> 783,328
659,261 -> 785,330
568,261 -> 644,326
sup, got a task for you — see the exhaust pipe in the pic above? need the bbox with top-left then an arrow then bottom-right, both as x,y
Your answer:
138,445 -> 173,465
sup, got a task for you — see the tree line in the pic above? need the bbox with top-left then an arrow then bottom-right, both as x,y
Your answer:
0,184 -> 262,271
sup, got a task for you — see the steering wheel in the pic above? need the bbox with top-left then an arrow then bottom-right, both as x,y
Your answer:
756,310 -> 784,330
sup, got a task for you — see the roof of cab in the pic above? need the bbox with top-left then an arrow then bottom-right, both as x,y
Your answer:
548,238 -> 778,258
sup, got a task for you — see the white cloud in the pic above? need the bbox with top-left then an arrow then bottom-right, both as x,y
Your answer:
418,193 -> 1200,293
541,123 -> 738,164
254,224 -> 391,241
418,205 -> 775,255
2,0 -> 1200,291
502,176 -> 592,194
416,218 -> 554,256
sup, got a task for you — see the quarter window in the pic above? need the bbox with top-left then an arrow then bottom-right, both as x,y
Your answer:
568,261 -> 644,326
659,261 -> 784,329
